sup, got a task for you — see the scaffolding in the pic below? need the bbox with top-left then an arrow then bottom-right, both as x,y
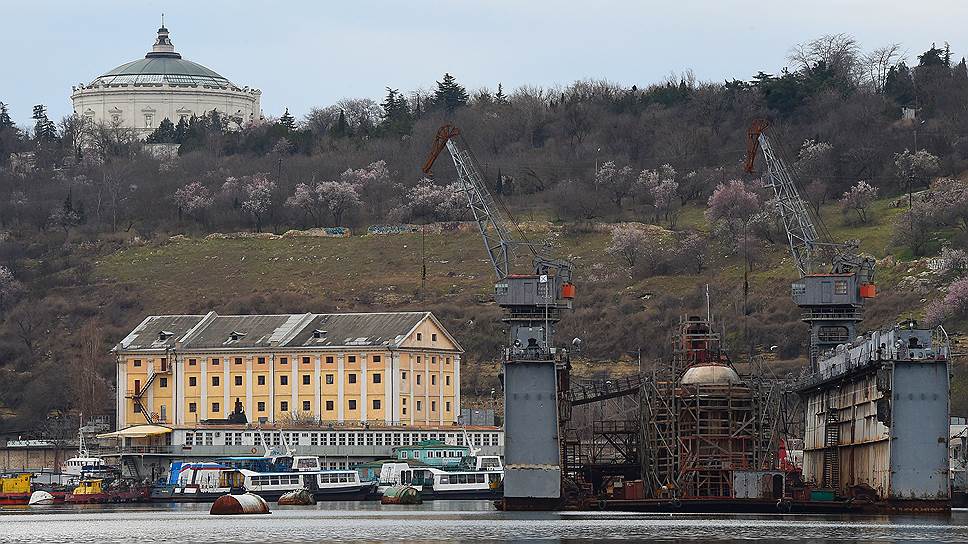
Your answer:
638,317 -> 786,500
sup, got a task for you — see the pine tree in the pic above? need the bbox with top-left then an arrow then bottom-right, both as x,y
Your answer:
494,83 -> 508,104
146,117 -> 177,143
279,108 -> 296,132
0,102 -> 12,130
329,110 -> 350,138
172,117 -> 189,143
433,73 -> 469,113
885,62 -> 916,105
31,104 -> 57,143
379,88 -> 413,136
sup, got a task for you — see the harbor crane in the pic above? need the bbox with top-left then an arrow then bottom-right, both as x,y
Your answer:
422,124 -> 576,510
744,119 -> 876,367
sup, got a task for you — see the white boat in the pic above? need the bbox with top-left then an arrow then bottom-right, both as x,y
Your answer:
62,413 -> 105,482
28,490 -> 54,505
240,466 -> 374,501
377,456 -> 504,500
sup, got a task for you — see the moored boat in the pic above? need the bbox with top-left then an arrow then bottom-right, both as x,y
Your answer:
65,479 -> 110,504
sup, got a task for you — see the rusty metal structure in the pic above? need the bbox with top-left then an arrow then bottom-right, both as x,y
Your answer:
638,316 -> 785,500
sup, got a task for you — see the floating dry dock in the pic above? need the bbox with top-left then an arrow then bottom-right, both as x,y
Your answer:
796,322 -> 950,512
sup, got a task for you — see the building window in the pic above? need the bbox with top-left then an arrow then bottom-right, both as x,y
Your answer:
402,371 -> 407,380
212,376 -> 220,386
211,358 -> 219,366
432,356 -> 437,364
160,377 -> 168,388
373,399 -> 381,410
144,114 -> 153,127
189,376 -> 197,387
325,374 -> 334,384
348,355 -> 357,363
402,398 -> 407,405
445,376 -> 450,386
258,357 -> 266,364
326,400 -> 334,411
432,334 -> 437,342
235,357 -> 242,365
257,402 -> 265,412
189,358 -> 197,366
134,379 -> 141,392
303,374 -> 311,385
189,403 -> 197,413
303,401 -> 311,411
431,375 -> 436,386
280,357 -> 288,365
257,375 -> 265,386
280,375 -> 288,386
373,355 -> 381,363
446,357 -> 450,365
281,401 -> 289,412
235,376 -> 243,386
416,375 -> 422,385
417,333 -> 422,341
348,400 -> 357,410
402,407 -> 407,415
417,356 -> 421,364
133,359 -> 141,367
432,400 -> 437,412
348,373 -> 357,384
133,402 -> 142,413
326,356 -> 334,364
302,356 -> 310,365
416,400 -> 422,411
445,401 -> 451,412
373,373 -> 382,384
212,402 -> 220,413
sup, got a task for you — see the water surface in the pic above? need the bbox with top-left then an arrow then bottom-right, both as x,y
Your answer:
2,500 -> 967,543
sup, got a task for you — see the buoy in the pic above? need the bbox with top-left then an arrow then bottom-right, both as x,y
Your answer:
277,489 -> 316,505
210,492 -> 270,515
381,485 -> 422,505
28,490 -> 54,505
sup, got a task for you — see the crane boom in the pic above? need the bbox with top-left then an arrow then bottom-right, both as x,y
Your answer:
422,124 -> 513,281
744,118 -> 876,368
746,119 -> 821,277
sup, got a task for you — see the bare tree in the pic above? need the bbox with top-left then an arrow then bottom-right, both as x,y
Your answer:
863,44 -> 905,93
789,33 -> 862,84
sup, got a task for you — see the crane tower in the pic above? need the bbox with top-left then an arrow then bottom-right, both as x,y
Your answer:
745,119 -> 876,367
423,125 -> 576,509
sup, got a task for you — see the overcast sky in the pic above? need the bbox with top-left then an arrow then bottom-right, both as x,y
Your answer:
3,0 -> 967,126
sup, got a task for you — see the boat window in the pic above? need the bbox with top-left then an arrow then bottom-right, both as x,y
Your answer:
477,474 -> 485,483
439,475 -> 450,484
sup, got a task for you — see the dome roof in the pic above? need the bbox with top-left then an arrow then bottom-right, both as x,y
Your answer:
680,364 -> 743,386
89,26 -> 238,88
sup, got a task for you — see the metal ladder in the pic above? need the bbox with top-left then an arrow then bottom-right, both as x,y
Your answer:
822,412 -> 840,490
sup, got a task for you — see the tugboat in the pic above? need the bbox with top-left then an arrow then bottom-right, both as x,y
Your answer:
66,479 -> 110,504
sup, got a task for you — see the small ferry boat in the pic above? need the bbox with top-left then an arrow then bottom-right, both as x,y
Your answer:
377,455 -> 504,500
153,431 -> 376,502
151,462 -> 244,502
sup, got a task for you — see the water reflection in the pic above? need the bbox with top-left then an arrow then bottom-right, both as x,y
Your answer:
1,501 -> 966,543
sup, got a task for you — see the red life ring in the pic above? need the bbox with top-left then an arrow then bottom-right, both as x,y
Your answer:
250,447 -> 258,454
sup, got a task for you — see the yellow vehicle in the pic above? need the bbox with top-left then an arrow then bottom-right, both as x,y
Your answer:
0,474 -> 31,495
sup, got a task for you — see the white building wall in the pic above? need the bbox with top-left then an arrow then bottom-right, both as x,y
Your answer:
70,85 -> 261,137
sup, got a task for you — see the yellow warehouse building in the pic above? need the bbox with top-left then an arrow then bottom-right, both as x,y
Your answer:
113,311 -> 463,429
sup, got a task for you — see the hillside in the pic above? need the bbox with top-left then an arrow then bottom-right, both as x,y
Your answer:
4,35 -> 968,432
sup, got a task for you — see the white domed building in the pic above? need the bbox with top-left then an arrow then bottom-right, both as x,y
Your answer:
71,25 -> 261,137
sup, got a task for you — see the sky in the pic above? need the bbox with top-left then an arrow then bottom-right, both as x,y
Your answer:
2,0 -> 968,126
